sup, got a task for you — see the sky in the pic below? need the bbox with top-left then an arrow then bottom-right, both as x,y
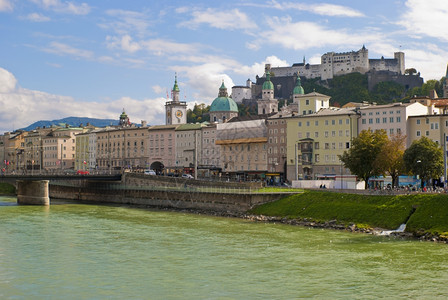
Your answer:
1,0 -> 448,133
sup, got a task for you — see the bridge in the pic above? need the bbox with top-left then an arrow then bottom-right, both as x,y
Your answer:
1,174 -> 122,205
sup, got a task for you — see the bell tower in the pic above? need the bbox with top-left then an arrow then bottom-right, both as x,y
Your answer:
165,74 -> 187,125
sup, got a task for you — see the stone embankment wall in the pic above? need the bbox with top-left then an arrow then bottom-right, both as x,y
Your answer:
123,173 -> 263,189
49,174 -> 281,213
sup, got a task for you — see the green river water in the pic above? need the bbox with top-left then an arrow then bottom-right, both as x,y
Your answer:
1,195 -> 448,299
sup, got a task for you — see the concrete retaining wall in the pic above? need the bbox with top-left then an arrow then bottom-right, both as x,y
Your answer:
49,183 -> 285,213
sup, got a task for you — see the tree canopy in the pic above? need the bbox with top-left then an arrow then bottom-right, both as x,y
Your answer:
403,136 -> 444,187
373,133 -> 406,188
339,129 -> 389,189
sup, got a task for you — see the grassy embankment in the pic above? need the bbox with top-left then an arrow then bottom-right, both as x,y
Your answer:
0,182 -> 15,195
250,190 -> 448,237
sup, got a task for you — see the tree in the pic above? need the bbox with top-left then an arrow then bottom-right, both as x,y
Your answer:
403,137 -> 444,189
373,133 -> 406,188
405,68 -> 417,75
187,103 -> 210,123
371,81 -> 405,103
339,129 -> 388,189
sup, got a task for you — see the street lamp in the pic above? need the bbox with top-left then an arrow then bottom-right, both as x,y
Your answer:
416,160 -> 422,190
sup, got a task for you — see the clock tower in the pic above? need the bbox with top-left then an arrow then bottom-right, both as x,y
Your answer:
165,74 -> 187,125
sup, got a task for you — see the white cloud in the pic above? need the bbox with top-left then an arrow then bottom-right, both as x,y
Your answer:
252,17 -> 382,50
175,63 -> 235,102
107,35 -> 200,58
179,8 -> 258,30
403,44 -> 448,81
0,68 -> 166,132
152,85 -> 165,94
101,9 -> 151,38
30,0 -> 90,15
43,41 -> 93,59
268,1 -> 364,17
397,0 -> 448,42
23,12 -> 51,22
0,68 -> 17,93
235,56 -> 289,78
0,0 -> 13,12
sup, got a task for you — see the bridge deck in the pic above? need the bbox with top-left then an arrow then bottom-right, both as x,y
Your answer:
0,175 -> 122,181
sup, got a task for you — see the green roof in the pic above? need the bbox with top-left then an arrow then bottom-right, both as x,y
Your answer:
210,97 -> 238,112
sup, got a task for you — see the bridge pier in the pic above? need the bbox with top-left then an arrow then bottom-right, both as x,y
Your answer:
17,180 -> 50,205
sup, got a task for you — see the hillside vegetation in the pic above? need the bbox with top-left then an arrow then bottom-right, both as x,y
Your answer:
250,190 -> 448,238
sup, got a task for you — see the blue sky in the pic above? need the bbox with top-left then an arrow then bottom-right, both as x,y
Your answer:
1,0 -> 448,132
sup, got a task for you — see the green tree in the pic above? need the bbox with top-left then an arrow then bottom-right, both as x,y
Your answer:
405,68 -> 417,75
371,81 -> 405,103
187,103 -> 210,123
403,136 -> 444,189
373,133 -> 406,188
327,73 -> 371,106
339,129 -> 388,189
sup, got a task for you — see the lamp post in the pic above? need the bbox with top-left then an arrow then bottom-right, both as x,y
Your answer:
416,160 -> 422,190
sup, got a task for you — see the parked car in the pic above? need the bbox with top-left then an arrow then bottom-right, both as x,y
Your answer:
144,170 -> 156,175
76,170 -> 90,175
182,174 -> 194,179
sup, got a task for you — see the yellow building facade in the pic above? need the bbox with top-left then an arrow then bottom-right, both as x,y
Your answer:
286,108 -> 358,182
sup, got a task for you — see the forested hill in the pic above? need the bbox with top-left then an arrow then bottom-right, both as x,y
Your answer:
301,73 -> 445,107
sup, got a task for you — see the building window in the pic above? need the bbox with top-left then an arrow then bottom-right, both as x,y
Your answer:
376,118 -> 380,124
426,131 -> 429,136
417,119 -> 421,125
389,117 -> 394,123
362,119 -> 366,124
369,118 -> 373,124
396,117 -> 401,122
383,117 -> 387,123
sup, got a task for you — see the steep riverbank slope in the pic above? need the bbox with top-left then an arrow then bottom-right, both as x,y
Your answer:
249,190 -> 448,242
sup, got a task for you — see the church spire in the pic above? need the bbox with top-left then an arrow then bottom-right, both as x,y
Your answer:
172,73 -> 180,102
218,80 -> 228,97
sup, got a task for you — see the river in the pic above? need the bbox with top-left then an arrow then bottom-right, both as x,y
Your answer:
1,195 -> 447,299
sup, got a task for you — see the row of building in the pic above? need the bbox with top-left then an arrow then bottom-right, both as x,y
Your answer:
2,67 -> 448,185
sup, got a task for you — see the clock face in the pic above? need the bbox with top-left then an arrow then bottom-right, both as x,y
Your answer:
176,110 -> 183,118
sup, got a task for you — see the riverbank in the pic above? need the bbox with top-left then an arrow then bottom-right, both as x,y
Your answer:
0,183 -> 15,195
248,189 -> 448,243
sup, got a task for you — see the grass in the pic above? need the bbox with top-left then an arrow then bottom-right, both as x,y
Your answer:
250,190 -> 448,236
0,183 -> 15,195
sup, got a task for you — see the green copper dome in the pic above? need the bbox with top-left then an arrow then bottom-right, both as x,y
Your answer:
172,74 -> 180,92
210,81 -> 238,112
262,70 -> 274,90
293,76 -> 304,95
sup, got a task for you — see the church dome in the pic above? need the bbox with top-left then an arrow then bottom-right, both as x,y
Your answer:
262,69 -> 274,90
210,82 -> 238,112
293,75 -> 305,95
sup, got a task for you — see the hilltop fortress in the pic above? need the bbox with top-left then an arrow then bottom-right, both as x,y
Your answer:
232,46 -> 423,103
269,45 -> 404,80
